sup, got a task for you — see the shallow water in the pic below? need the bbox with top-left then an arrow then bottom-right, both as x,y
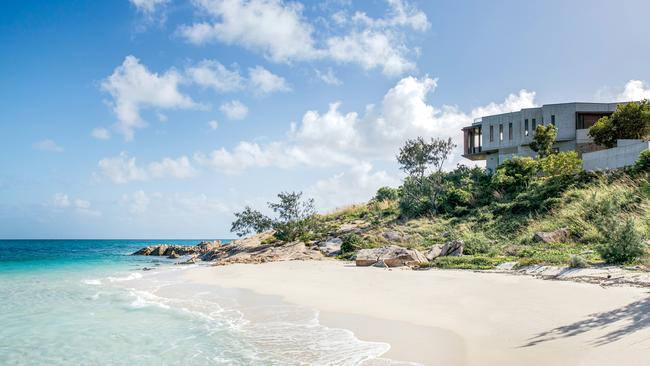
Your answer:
0,240 -> 401,365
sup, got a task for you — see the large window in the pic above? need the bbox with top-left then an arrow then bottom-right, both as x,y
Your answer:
499,124 -> 503,141
551,115 -> 556,126
489,125 -> 494,142
524,119 -> 529,136
532,118 -> 537,131
508,122 -> 513,140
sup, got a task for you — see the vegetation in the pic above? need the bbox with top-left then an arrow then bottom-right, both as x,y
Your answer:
530,124 -> 558,158
231,191 -> 316,241
589,100 -> 650,148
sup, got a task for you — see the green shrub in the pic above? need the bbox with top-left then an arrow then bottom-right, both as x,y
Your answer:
589,100 -> 650,148
491,157 -> 539,195
635,149 -> 650,172
374,186 -> 400,202
569,255 -> 588,268
539,151 -> 582,177
596,219 -> 646,264
340,233 -> 362,254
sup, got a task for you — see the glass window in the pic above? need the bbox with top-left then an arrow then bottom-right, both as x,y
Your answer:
508,122 -> 513,140
524,119 -> 529,136
489,125 -> 494,142
551,115 -> 556,126
499,124 -> 503,141
532,118 -> 537,131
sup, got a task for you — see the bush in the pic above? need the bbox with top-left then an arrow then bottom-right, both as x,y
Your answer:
340,233 -> 362,254
635,149 -> 650,172
374,186 -> 400,202
491,157 -> 539,195
596,219 -> 646,264
539,151 -> 582,177
589,100 -> 650,148
569,255 -> 588,268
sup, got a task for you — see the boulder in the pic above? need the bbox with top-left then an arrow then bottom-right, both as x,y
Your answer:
382,230 -> 408,243
167,251 -> 180,259
425,240 -> 464,261
198,240 -> 220,251
356,245 -> 427,267
533,228 -> 569,244
317,237 -> 342,256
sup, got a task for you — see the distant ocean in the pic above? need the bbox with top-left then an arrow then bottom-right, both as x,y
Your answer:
0,240 -> 393,365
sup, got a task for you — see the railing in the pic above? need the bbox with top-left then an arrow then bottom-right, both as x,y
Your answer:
466,146 -> 482,154
473,117 -> 482,124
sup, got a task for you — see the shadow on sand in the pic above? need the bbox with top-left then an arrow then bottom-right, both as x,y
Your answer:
522,294 -> 650,347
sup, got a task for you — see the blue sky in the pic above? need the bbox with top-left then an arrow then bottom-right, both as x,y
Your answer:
2,0 -> 650,239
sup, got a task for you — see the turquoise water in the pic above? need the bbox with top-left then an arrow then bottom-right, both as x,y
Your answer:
0,240 -> 394,365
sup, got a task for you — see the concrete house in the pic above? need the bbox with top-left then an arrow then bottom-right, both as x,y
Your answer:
461,102 -> 649,171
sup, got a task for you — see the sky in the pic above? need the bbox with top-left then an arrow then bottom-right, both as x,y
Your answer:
2,0 -> 650,239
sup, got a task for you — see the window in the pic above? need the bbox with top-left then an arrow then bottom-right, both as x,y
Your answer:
532,118 -> 537,131
499,124 -> 503,141
508,122 -> 513,140
524,119 -> 529,136
551,115 -> 556,126
489,125 -> 494,142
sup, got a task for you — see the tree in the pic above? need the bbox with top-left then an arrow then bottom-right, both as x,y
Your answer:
374,186 -> 400,202
539,151 -> 582,177
589,100 -> 650,148
396,137 -> 456,216
230,191 -> 316,241
529,124 -> 558,158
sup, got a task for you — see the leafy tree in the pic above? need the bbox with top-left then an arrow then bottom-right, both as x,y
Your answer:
589,100 -> 650,148
230,191 -> 316,241
374,186 -> 400,202
396,137 -> 456,216
539,151 -> 582,177
491,157 -> 539,195
529,124 -> 558,158
635,149 -> 650,172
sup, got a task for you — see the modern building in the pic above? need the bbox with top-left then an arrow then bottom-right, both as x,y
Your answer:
462,102 -> 629,171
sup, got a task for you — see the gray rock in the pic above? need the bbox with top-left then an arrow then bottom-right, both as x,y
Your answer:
495,262 -> 518,271
533,228 -> 569,244
425,240 -> 464,260
382,230 -> 408,243
317,237 -> 343,256
356,245 -> 427,267
167,251 -> 180,259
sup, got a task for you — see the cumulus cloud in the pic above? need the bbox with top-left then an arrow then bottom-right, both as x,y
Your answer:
97,152 -> 195,184
101,55 -> 197,141
178,0 -> 429,76
219,100 -> 249,120
49,193 -> 101,216
195,75 -> 538,174
121,190 -> 230,216
618,80 -> 650,101
129,0 -> 168,14
248,66 -> 290,94
33,139 -> 64,153
208,120 -> 219,130
186,59 -> 244,92
91,128 -> 111,140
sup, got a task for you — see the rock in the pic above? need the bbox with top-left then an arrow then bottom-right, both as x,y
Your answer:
198,240 -> 220,251
382,230 -> 408,243
167,251 -> 180,259
580,249 -> 594,255
356,245 -> 427,268
336,221 -> 367,236
425,240 -> 464,260
132,241 -> 223,257
533,228 -> 569,244
317,237 -> 342,256
142,267 -> 153,271
495,262 -> 517,271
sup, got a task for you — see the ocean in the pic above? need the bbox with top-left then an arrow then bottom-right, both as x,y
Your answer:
0,240 -> 393,365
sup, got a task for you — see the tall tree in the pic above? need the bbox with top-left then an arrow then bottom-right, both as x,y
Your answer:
589,100 -> 650,148
530,124 -> 558,158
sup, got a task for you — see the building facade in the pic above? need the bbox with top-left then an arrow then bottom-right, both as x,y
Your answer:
462,102 -> 625,171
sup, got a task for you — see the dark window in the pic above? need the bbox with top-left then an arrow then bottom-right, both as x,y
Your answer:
524,119 -> 529,136
499,124 -> 503,141
508,122 -> 513,140
551,115 -> 556,126
489,125 -> 494,142
532,118 -> 537,131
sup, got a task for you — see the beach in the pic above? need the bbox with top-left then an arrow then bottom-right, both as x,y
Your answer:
184,260 -> 650,366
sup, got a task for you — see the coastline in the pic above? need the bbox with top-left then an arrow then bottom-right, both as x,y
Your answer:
183,259 -> 650,366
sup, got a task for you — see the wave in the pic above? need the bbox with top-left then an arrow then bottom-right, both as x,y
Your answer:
106,272 -> 143,282
82,278 -> 102,285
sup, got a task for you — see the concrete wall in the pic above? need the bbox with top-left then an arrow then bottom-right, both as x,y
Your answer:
582,140 -> 649,171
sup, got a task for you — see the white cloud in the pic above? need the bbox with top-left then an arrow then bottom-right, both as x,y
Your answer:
49,193 -> 101,216
220,100 -> 249,120
248,66 -> 290,94
208,120 -> 219,130
129,0 -> 168,14
178,0 -> 318,62
186,59 -> 244,92
121,190 -> 230,216
97,152 -> 195,184
179,0 -> 429,76
315,67 -> 342,86
101,55 -> 197,141
122,190 -> 151,214
33,139 -> 64,153
91,128 -> 111,140
618,80 -> 650,101
196,75 -> 538,173
307,162 -> 399,211
97,152 -> 148,184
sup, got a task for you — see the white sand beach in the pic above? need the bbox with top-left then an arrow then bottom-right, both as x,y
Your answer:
184,260 -> 650,366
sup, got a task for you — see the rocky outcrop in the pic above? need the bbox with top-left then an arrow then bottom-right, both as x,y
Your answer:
335,220 -> 367,236
316,237 -> 342,257
355,245 -> 427,268
425,240 -> 464,261
533,228 -> 569,244
132,240 -> 221,257
382,230 -> 409,243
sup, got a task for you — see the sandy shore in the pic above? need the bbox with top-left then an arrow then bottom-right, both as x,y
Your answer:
184,260 -> 650,366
